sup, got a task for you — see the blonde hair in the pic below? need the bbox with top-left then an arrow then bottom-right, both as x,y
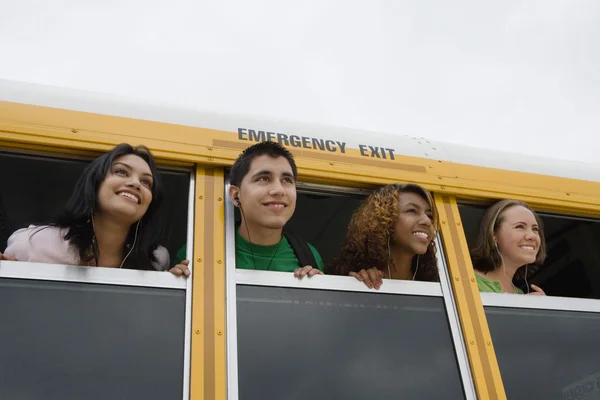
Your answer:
470,200 -> 546,279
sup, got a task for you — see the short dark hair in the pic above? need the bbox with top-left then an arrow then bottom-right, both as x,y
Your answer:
50,143 -> 164,270
229,141 -> 297,187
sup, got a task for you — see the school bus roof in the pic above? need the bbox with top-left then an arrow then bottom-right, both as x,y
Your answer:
0,78 -> 596,184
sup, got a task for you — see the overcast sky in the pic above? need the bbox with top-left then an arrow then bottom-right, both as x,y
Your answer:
1,0 -> 598,163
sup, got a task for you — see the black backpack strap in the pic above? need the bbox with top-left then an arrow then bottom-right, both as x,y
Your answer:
283,231 -> 318,268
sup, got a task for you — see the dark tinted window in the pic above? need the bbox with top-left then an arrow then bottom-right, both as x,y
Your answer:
0,278 -> 185,400
485,306 -> 600,400
0,151 -> 189,261
459,203 -> 600,298
236,285 -> 465,399
288,189 -> 366,265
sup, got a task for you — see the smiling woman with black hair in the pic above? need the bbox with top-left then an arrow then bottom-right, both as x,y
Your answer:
0,143 -> 189,276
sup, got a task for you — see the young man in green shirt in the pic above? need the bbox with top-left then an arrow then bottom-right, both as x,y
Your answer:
227,141 -> 324,277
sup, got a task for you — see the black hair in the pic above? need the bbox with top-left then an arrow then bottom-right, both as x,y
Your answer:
46,143 -> 164,270
229,141 -> 297,187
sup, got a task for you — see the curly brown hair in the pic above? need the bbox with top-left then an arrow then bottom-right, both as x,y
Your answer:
328,183 -> 440,282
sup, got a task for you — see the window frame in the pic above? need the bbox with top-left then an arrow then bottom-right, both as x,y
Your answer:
224,178 -> 477,400
0,152 -> 196,400
458,198 -> 600,309
456,196 -> 600,399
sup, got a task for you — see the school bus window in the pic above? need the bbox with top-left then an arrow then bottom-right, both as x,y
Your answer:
227,183 -> 364,272
236,283 -> 465,399
482,302 -> 600,399
0,149 -> 190,271
286,185 -> 368,267
459,202 -> 600,299
0,277 -> 186,399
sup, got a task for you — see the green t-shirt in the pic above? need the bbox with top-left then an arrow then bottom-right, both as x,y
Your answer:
476,273 -> 523,294
235,230 -> 324,272
172,231 -> 325,272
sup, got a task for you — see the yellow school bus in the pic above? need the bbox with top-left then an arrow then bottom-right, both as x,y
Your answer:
1,78 -> 600,400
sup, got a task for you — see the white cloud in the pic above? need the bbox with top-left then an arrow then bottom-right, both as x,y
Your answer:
1,0 -> 599,163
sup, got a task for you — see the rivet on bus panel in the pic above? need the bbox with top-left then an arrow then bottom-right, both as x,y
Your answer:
197,258 -> 202,262
199,195 -> 203,200
208,146 -> 213,150
454,277 -> 460,281
456,222 -> 461,226
217,331 -> 223,336
441,186 -> 446,190
217,260 -> 222,264
442,220 -> 446,224
470,340 -> 475,345
329,162 -> 334,166
71,129 -> 78,133
218,197 -> 222,201
471,278 -> 475,283
438,176 -> 442,179
566,192 -> 570,196
487,341 -> 492,346
195,330 -> 200,334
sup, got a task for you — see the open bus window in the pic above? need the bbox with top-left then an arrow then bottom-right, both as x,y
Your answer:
0,150 -> 190,266
228,186 -> 472,397
286,184 -> 369,267
459,202 -> 600,299
227,179 -> 449,286
229,182 -> 368,269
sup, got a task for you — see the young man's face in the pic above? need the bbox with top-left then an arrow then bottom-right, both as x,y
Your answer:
234,155 -> 297,231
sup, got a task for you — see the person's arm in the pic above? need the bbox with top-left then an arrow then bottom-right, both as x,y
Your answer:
2,227 -> 35,262
527,284 -> 546,296
293,243 -> 325,279
168,244 -> 191,277
169,260 -> 190,277
0,251 -> 16,261
349,268 -> 383,290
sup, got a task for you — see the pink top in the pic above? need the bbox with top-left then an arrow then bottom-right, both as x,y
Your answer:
4,225 -> 170,270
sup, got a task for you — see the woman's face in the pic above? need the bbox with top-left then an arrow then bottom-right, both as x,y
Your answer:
96,154 -> 154,223
494,205 -> 541,267
392,192 -> 434,255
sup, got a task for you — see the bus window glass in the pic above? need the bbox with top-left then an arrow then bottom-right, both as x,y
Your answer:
0,151 -> 189,266
236,284 -> 465,399
0,277 -> 185,400
459,203 -> 600,299
483,305 -> 600,399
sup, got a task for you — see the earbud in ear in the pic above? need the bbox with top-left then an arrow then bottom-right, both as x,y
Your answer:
234,196 -> 241,206
494,238 -> 498,248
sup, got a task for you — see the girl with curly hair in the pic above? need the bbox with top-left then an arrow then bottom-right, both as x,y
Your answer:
470,200 -> 546,295
329,183 -> 439,289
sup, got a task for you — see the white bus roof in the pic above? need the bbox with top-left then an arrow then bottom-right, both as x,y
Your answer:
0,78 -> 597,183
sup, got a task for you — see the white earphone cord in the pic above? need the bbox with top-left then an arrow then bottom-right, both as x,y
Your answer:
498,250 -> 529,294
120,220 -> 140,269
91,214 -> 140,269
